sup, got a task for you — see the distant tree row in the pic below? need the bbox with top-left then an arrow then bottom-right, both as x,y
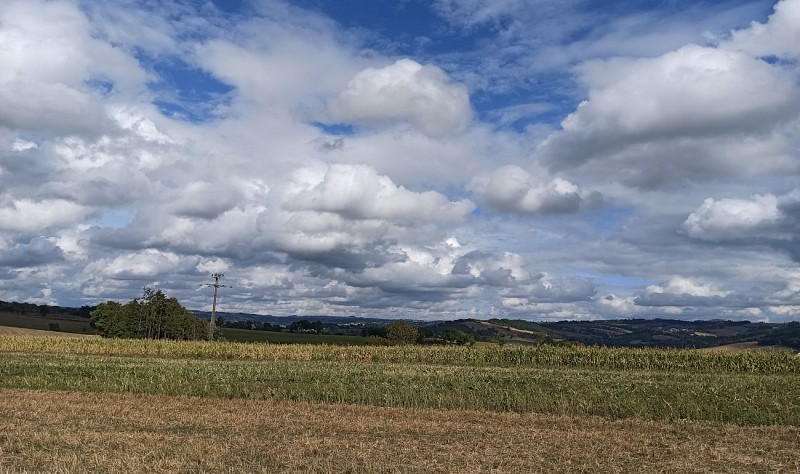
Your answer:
222,320 -> 285,332
758,321 -> 800,350
288,320 -> 324,333
0,300 -> 94,318
90,288 -> 209,340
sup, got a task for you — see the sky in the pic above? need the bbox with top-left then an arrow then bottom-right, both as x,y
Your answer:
1,0 -> 799,322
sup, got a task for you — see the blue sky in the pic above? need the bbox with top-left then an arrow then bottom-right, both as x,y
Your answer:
1,0 -> 799,322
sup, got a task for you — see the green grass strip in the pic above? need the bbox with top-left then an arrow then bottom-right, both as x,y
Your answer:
1,352 -> 798,426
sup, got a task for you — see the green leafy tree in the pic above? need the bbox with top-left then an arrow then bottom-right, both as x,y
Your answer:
90,301 -> 137,338
385,321 -> 419,345
90,288 -> 207,340
288,320 -> 324,333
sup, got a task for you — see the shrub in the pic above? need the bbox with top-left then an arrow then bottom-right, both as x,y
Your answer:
385,321 -> 419,345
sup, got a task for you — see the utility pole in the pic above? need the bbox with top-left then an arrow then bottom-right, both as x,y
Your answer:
202,273 -> 230,340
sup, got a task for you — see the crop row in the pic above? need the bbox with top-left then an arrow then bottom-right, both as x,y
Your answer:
1,335 -> 798,374
1,352 -> 798,426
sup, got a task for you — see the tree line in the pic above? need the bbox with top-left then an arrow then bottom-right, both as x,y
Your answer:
90,288 -> 209,340
221,316 -> 477,346
0,300 -> 94,318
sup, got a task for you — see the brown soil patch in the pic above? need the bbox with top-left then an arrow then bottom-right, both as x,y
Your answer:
698,342 -> 763,352
1,389 -> 797,473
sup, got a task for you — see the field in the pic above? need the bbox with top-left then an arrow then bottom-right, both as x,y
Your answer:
0,311 -> 373,345
1,336 -> 798,472
0,325 -> 97,338
0,312 -> 93,335
221,327 -> 369,345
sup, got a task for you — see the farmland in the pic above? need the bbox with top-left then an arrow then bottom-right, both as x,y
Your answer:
220,327 -> 369,345
0,311 -> 93,335
5,301 -> 800,349
1,336 -> 798,472
0,325 -> 97,338
3,389 -> 798,473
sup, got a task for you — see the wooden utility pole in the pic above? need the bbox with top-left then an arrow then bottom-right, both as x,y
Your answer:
202,273 -> 230,340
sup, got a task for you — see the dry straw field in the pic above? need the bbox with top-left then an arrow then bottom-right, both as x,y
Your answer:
0,325 -> 96,338
1,336 -> 798,473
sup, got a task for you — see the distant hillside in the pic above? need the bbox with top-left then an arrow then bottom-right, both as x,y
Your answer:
191,311 -> 395,327
199,311 -> 800,350
1,300 -> 798,350
419,319 -> 553,345
539,319 -> 800,350
377,317 -> 793,350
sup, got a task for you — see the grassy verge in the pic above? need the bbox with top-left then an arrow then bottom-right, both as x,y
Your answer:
1,352 -> 798,425
2,389 -> 798,473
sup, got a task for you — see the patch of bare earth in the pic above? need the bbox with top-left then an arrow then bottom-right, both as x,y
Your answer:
698,342 -> 766,352
1,389 -> 798,473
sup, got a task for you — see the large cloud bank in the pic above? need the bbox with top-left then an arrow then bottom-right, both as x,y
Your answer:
0,0 -> 799,322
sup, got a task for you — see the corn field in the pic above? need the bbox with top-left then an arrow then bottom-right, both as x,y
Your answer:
1,335 -> 797,374
1,350 -> 798,425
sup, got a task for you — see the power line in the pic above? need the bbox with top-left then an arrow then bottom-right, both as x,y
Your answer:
201,273 -> 231,340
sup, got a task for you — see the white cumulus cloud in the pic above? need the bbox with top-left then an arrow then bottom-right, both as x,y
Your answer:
0,199 -> 89,232
470,165 -> 598,214
537,9 -> 800,188
85,249 -> 190,280
286,163 -> 475,224
683,194 -> 782,241
326,59 -> 473,137
727,0 -> 800,59
0,0 -> 147,136
646,276 -> 731,298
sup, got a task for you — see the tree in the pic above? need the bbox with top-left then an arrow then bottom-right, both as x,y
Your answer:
441,329 -> 476,345
90,301 -> 136,338
90,288 -> 207,340
289,320 -> 325,334
385,321 -> 419,345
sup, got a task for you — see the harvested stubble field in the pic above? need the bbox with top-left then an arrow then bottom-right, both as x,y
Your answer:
1,336 -> 799,473
0,326 -> 96,339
